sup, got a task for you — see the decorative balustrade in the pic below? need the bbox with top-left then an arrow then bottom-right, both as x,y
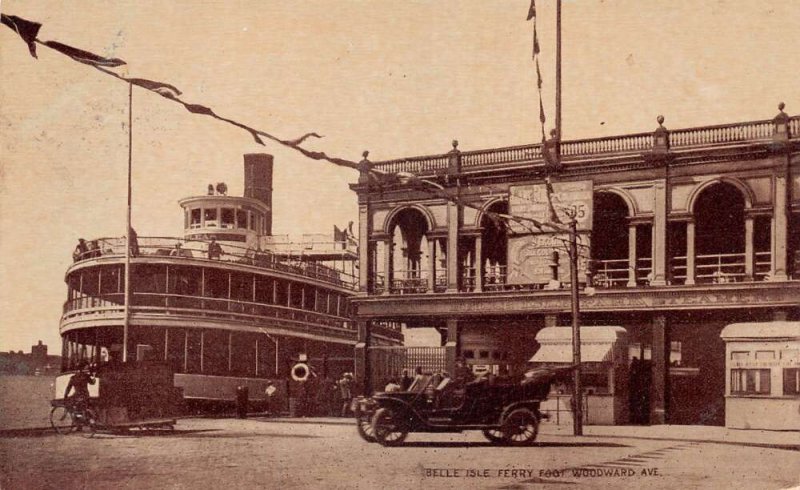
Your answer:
70,236 -> 357,290
790,115 -> 800,138
561,133 -> 652,156
370,115 -> 796,175
461,144 -> 542,167
670,119 -> 773,148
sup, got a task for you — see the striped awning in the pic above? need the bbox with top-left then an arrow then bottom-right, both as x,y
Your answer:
530,343 -> 613,363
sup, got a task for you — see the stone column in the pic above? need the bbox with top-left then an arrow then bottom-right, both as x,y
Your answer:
744,216 -> 754,281
650,315 -> 669,425
445,318 -> 459,375
474,235 -> 483,292
446,202 -> 459,292
771,175 -> 789,281
627,224 -> 637,287
354,320 -> 371,395
427,236 -> 436,293
685,220 -> 696,285
357,153 -> 372,294
382,238 -> 392,295
651,181 -> 668,286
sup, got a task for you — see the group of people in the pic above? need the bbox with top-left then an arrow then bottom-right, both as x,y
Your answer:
72,238 -> 102,262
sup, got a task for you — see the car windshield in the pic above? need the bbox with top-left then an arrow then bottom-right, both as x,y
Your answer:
406,374 -> 432,393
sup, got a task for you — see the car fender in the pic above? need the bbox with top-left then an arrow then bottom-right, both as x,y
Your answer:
499,401 -> 541,423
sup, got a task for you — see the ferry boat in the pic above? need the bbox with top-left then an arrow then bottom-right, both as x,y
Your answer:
57,153 -> 403,411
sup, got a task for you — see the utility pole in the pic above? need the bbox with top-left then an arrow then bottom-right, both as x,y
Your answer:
568,217 -> 583,436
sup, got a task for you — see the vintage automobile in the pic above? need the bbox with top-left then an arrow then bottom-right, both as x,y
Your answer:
352,365 -> 575,446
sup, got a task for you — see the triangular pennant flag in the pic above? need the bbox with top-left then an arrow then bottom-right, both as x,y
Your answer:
183,103 -> 215,116
539,95 -> 546,125
1,14 -> 41,58
526,0 -> 537,21
536,58 -> 543,89
127,78 -> 182,99
44,40 -> 126,67
533,25 -> 540,57
544,178 -> 563,224
285,132 -> 323,146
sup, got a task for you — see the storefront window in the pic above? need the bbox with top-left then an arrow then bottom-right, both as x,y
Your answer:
730,368 -> 770,394
783,368 -> 800,396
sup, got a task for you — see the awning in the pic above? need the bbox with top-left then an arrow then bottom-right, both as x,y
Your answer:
530,343 -> 613,363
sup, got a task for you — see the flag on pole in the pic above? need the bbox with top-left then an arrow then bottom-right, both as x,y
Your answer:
544,177 -> 563,224
44,40 -> 126,67
1,14 -> 41,58
127,78 -> 182,99
532,25 -> 540,59
526,0 -> 537,21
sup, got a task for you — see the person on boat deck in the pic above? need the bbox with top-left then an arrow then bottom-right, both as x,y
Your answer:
64,361 -> 95,412
207,238 -> 223,260
86,240 -> 100,258
128,227 -> 140,257
72,238 -> 88,262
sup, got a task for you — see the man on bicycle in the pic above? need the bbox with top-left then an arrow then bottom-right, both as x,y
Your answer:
64,361 -> 95,413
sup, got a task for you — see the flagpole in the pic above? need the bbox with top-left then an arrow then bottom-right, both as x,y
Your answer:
123,81 -> 132,363
555,0 -> 562,140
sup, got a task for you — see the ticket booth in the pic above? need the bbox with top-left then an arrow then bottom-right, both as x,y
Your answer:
530,326 -> 628,425
720,322 -> 800,431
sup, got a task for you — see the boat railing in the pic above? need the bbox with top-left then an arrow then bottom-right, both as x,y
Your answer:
62,292 -> 355,332
70,236 -> 358,290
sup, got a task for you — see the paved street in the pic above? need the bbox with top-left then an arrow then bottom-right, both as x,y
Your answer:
1,417 -> 798,489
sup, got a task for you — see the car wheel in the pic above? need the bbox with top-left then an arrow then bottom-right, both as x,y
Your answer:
482,429 -> 505,445
371,408 -> 408,447
502,409 -> 539,446
355,412 -> 376,443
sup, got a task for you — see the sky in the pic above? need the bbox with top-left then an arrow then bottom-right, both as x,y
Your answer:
1,0 -> 798,353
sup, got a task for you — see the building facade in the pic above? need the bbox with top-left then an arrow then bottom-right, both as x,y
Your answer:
351,106 -> 800,425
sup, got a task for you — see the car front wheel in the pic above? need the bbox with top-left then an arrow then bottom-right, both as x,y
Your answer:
371,407 -> 408,447
502,409 -> 539,446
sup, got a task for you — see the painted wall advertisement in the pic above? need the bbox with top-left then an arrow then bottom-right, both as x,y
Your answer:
506,181 -> 593,285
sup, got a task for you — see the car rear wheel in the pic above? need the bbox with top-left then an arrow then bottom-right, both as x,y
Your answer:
372,408 -> 408,447
482,429 -> 505,445
502,409 -> 539,446
355,412 -> 376,443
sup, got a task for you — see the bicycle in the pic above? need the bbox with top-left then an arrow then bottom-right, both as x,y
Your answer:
50,399 -> 98,437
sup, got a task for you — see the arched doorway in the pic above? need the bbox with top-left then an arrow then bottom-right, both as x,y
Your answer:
591,192 -> 630,287
387,208 -> 431,293
480,201 -> 509,290
693,183 -> 746,283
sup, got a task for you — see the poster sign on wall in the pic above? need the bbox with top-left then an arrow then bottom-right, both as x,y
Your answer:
506,180 -> 593,285
508,180 -> 594,232
507,233 -> 591,285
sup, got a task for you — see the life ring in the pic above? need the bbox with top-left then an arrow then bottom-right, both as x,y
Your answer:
291,362 -> 310,382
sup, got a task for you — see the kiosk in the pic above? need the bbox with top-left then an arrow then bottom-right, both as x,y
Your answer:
530,326 -> 628,425
720,322 -> 800,430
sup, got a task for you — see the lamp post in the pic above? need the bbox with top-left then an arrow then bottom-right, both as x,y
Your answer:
396,170 -> 583,436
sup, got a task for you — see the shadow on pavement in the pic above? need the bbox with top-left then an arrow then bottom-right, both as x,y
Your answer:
397,441 -> 630,448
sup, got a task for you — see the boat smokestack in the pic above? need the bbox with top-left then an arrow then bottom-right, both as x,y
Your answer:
243,153 -> 273,235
